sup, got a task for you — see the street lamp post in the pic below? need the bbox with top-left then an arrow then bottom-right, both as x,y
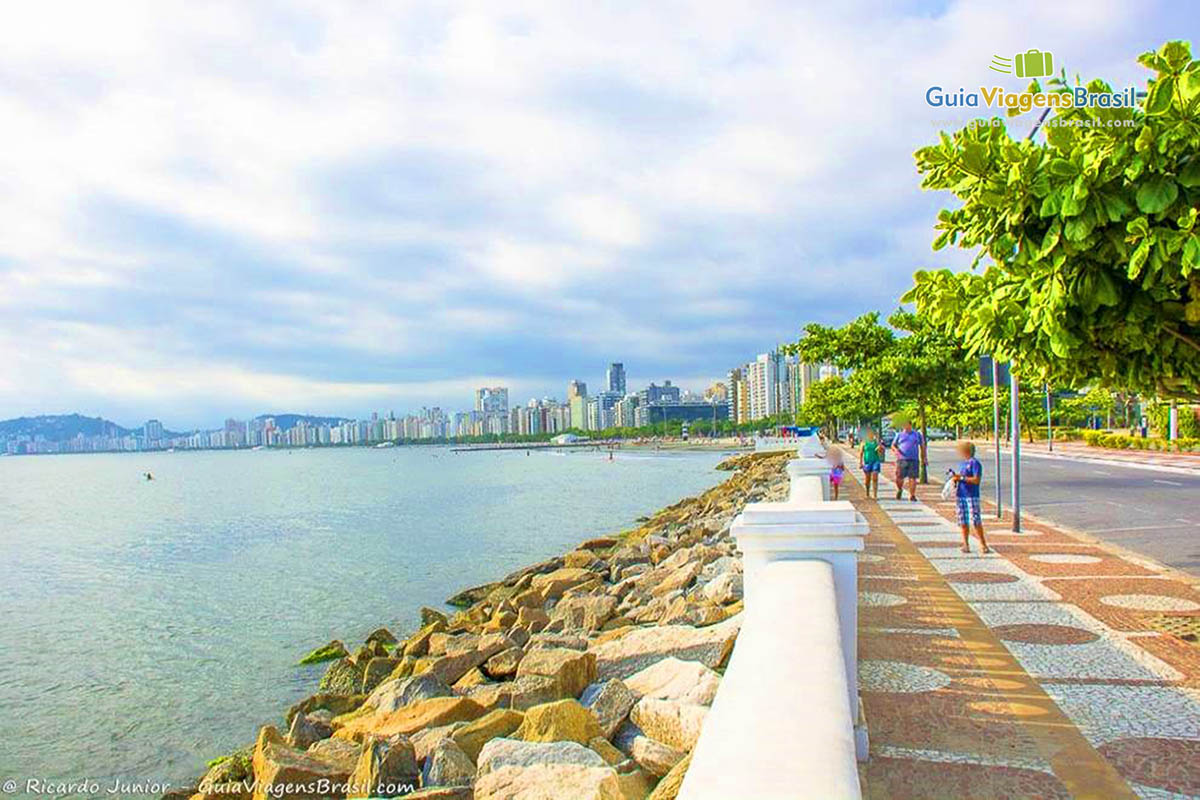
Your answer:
1011,372 -> 1021,533
992,359 -> 1002,520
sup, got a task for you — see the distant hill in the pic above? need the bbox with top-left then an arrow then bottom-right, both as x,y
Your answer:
0,412 -> 354,443
0,413 -> 134,441
253,413 -> 350,431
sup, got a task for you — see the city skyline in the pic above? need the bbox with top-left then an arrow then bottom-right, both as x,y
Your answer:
1,348 -> 827,453
0,3 -> 1180,426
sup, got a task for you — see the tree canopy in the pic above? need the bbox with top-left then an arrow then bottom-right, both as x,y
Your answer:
788,309 -> 976,468
904,40 -> 1200,401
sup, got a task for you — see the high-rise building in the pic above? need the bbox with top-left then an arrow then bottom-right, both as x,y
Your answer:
614,394 -> 640,428
586,392 -> 621,431
475,387 -> 509,414
568,380 -> 589,430
638,380 -> 681,406
746,352 -> 781,420
144,419 -> 164,443
606,363 -> 626,395
727,369 -> 748,424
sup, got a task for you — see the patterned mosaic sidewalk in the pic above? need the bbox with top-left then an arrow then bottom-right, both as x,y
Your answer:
851,472 -> 1200,800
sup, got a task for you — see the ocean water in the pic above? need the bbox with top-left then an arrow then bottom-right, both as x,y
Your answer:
0,446 -> 729,795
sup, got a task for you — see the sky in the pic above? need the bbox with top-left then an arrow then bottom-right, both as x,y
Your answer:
0,0 -> 1189,428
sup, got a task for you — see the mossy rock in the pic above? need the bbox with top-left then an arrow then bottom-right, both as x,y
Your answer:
365,627 -> 398,647
203,745 -> 253,781
298,639 -> 348,665
318,657 -> 365,695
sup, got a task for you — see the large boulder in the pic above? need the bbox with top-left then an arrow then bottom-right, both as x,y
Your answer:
463,682 -> 516,713
367,673 -> 454,713
286,712 -> 333,751
516,648 -> 596,699
623,658 -> 721,705
421,607 -> 451,627
428,634 -> 512,685
453,668 -> 490,691
629,698 -> 708,751
336,697 -> 486,743
483,648 -> 524,680
403,620 -> 448,659
474,764 -> 622,800
421,739 -> 475,788
250,725 -> 354,800
613,722 -> 685,778
299,640 -> 349,665
361,657 -> 404,694
580,536 -> 619,551
530,568 -> 599,600
194,747 -> 253,800
657,597 -> 727,627
411,722 -> 469,764
476,738 -> 607,776
347,735 -> 419,798
286,693 -> 366,729
549,594 -> 618,632
589,616 -> 741,680
516,607 -> 550,633
452,709 -> 525,762
307,737 -> 363,772
648,561 -> 701,598
514,699 -> 604,745
429,632 -> 480,657
701,572 -> 743,606
319,657 -> 366,695
579,680 -> 638,739
563,549 -> 601,569
365,627 -> 398,648
507,675 -> 561,711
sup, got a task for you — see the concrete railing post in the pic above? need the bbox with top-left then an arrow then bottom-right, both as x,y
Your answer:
786,456 -> 830,501
734,490 -> 869,745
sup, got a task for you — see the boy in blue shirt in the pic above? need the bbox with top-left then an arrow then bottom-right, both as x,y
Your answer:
949,441 -> 990,554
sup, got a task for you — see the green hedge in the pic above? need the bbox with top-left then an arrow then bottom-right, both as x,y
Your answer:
1081,430 -> 1200,452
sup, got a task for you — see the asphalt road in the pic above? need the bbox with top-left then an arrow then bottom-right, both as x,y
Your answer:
911,442 -> 1200,577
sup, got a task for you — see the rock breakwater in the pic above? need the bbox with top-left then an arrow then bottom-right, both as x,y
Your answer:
181,451 -> 791,800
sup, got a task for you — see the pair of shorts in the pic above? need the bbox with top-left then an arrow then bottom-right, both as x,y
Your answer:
862,462 -> 880,474
829,467 -> 844,485
956,495 -> 982,527
896,458 -> 920,480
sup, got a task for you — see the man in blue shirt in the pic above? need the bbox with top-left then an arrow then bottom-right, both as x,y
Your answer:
890,420 -> 926,501
950,441 -> 990,554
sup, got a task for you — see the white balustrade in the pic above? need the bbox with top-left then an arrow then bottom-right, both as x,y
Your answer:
678,458 -> 870,800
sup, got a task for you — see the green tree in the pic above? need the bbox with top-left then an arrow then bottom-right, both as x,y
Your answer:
789,310 -> 975,480
905,41 -> 1200,402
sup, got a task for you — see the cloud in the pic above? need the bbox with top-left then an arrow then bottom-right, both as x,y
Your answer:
0,0 -> 1180,426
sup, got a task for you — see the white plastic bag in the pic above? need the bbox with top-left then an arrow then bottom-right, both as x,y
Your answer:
940,476 -> 956,501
